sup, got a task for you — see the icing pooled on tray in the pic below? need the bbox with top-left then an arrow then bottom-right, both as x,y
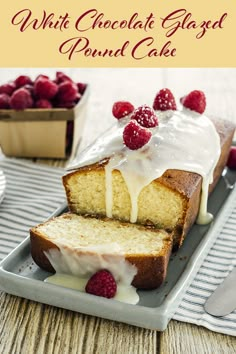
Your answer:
44,243 -> 139,304
68,108 -> 221,225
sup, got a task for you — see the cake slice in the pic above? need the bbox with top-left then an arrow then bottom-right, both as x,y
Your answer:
63,118 -> 235,249
30,213 -> 172,289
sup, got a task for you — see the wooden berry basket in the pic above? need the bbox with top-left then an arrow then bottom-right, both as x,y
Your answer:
0,85 -> 89,159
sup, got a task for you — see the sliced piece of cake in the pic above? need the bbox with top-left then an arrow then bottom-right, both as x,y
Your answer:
30,213 -> 172,289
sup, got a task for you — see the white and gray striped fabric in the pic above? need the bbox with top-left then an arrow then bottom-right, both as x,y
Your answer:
0,158 -> 65,261
0,170 -> 6,186
0,169 -> 6,204
173,199 -> 236,336
0,158 -> 235,336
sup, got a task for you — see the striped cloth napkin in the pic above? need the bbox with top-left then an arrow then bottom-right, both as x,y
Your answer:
0,157 -> 235,336
0,158 -> 65,260
173,195 -> 236,336
0,169 -> 6,204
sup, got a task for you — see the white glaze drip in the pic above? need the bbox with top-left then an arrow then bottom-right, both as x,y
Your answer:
68,109 -> 221,225
196,176 -> 214,224
44,243 -> 139,305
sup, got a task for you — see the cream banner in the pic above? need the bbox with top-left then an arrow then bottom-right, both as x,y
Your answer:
0,0 -> 235,67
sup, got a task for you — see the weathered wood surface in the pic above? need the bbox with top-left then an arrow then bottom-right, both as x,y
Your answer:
0,294 -> 158,354
0,68 -> 236,353
0,292 -> 235,354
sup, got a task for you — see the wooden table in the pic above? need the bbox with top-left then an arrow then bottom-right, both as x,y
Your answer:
0,68 -> 236,353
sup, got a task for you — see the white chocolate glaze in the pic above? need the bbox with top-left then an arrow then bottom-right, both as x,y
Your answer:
45,274 -> 139,304
68,109 -> 221,225
44,243 -> 139,304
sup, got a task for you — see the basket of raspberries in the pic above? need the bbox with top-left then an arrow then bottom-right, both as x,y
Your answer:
0,72 -> 88,158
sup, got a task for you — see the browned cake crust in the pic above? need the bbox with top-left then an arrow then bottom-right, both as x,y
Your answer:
127,252 -> 171,289
63,119 -> 235,249
30,229 -> 59,273
30,214 -> 172,290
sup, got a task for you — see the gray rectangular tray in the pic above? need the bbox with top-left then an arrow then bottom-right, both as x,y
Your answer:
0,169 -> 236,330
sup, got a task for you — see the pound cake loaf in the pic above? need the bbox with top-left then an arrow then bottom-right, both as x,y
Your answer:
30,89 -> 235,297
30,213 -> 172,289
63,112 -> 235,249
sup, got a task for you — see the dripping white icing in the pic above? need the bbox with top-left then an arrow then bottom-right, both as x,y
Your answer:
196,176 -> 214,224
44,243 -> 139,305
68,109 -> 221,225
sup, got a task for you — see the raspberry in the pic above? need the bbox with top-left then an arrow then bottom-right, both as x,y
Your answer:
75,93 -> 81,103
57,81 -> 78,102
56,71 -> 72,84
112,101 -> 134,119
131,105 -> 158,128
77,82 -> 87,95
85,270 -> 117,299
123,120 -> 152,150
24,84 -> 34,96
35,99 -> 52,109
0,82 -> 16,96
153,88 -> 177,111
0,93 -> 10,108
34,78 -> 58,99
10,88 -> 33,110
35,74 -> 49,82
227,147 -> 236,169
15,75 -> 32,88
181,90 -> 206,114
